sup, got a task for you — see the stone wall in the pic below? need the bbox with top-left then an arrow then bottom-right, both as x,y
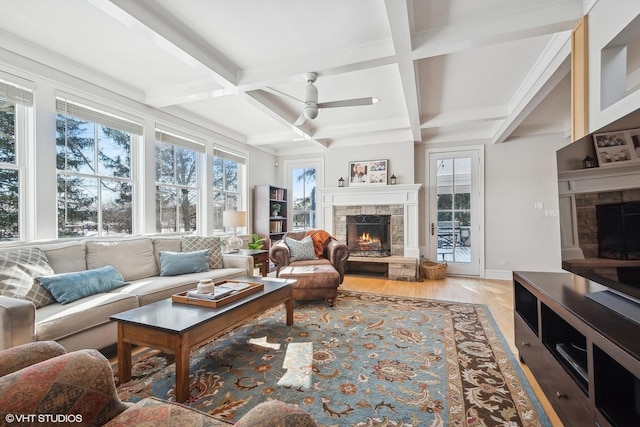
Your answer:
333,204 -> 404,256
575,188 -> 640,258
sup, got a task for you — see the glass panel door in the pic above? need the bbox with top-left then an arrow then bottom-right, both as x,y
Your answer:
428,150 -> 481,276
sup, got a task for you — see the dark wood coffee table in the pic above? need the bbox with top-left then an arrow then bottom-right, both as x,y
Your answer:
110,277 -> 295,403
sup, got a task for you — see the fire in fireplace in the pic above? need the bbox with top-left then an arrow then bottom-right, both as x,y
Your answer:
346,215 -> 391,257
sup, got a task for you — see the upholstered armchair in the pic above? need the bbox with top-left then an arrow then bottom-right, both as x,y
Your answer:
270,230 -> 349,283
0,341 -> 317,426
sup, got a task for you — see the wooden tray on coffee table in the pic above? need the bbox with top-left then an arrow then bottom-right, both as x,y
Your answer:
171,280 -> 264,308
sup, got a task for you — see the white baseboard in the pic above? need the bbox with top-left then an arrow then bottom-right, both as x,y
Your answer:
484,269 -> 513,281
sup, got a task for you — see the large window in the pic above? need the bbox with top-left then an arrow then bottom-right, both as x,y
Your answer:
212,148 -> 244,232
292,167 -> 316,230
56,99 -> 139,238
0,81 -> 31,241
155,131 -> 201,233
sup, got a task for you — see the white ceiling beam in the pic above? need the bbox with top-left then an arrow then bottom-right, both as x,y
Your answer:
91,0 -> 238,88
385,0 -> 422,143
145,79 -> 232,108
246,132 -> 301,146
421,106 -> 508,129
412,0 -> 582,60
237,41 -> 396,87
312,118 -> 410,140
328,128 -> 415,148
242,90 -> 328,150
492,32 -> 572,143
150,51 -> 399,108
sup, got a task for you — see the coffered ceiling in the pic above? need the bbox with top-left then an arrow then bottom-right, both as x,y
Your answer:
0,0 -> 585,155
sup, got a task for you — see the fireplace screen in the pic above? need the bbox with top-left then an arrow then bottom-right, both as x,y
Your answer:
597,201 -> 640,260
346,215 -> 391,257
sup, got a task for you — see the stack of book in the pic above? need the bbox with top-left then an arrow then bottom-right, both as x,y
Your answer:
186,282 -> 251,301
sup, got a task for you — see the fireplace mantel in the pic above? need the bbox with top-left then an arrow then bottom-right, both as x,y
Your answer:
317,184 -> 422,259
558,165 -> 640,260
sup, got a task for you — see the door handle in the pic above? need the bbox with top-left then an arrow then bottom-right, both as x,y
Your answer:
431,223 -> 435,236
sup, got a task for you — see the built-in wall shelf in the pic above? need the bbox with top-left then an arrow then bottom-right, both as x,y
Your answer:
253,185 -> 288,248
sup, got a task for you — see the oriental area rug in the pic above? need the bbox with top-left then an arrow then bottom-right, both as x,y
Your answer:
114,291 -> 550,427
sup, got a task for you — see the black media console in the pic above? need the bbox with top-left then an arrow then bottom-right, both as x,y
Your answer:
514,271 -> 640,427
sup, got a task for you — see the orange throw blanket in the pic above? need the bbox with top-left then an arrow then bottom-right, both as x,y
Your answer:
304,230 -> 333,257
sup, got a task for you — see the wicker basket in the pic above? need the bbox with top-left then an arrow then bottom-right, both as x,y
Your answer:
421,259 -> 447,280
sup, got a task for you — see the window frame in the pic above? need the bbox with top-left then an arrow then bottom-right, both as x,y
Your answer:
284,158 -> 323,232
155,130 -> 203,234
0,79 -> 33,241
55,98 -> 139,238
212,150 -> 245,234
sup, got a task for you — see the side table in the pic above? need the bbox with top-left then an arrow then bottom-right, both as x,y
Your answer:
227,249 -> 270,276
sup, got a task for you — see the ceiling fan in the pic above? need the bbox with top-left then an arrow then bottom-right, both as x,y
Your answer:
266,72 -> 379,126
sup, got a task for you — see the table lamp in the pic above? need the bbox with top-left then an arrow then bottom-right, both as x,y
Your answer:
223,210 -> 246,250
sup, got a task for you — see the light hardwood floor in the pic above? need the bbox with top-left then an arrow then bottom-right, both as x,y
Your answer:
340,273 -> 564,427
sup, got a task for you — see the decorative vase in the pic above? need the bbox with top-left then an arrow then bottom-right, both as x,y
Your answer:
196,279 -> 214,294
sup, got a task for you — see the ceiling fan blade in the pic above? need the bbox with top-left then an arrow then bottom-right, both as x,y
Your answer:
264,86 -> 304,104
293,111 -> 306,126
318,97 -> 378,109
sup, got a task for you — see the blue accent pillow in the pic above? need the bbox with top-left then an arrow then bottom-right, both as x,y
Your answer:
159,249 -> 210,276
36,265 -> 128,305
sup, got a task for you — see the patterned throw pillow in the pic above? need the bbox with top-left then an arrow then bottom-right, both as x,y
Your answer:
182,236 -> 224,269
285,236 -> 317,262
0,248 -> 56,308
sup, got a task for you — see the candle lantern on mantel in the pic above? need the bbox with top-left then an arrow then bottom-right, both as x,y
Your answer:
338,177 -> 345,187
390,174 -> 397,185
582,155 -> 597,169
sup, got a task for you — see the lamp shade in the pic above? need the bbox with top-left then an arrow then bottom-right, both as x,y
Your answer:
223,211 -> 246,227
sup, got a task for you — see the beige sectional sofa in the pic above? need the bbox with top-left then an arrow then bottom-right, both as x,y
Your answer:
0,235 -> 253,352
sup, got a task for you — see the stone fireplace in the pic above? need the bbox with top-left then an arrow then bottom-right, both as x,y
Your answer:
346,214 -> 391,257
559,167 -> 640,255
575,192 -> 640,260
317,184 -> 421,259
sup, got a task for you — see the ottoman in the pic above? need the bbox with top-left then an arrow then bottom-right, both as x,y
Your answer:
278,264 -> 341,306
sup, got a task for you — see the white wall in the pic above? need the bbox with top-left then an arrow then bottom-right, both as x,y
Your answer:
483,135 -> 567,277
415,134 -> 567,279
277,140 -> 415,189
588,0 -> 640,131
246,149 -> 277,234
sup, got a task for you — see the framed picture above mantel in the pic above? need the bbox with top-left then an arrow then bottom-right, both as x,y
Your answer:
348,159 -> 388,186
593,129 -> 640,167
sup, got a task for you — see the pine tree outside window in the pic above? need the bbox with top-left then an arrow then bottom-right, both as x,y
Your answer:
56,99 -> 138,238
0,81 -> 31,241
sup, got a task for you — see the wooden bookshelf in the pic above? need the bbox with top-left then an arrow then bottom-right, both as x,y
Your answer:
253,185 -> 288,248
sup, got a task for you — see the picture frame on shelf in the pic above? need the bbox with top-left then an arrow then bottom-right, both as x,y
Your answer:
593,130 -> 639,166
348,159 -> 388,186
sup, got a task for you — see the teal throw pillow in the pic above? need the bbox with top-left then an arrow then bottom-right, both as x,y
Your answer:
285,236 -> 317,261
36,265 -> 128,305
159,249 -> 210,276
